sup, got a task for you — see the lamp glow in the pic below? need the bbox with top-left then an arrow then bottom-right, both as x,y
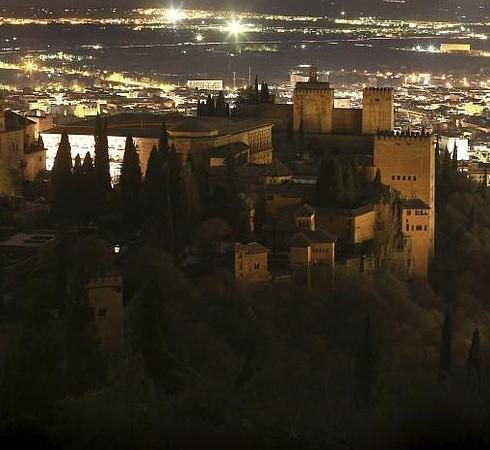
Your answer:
166,7 -> 184,24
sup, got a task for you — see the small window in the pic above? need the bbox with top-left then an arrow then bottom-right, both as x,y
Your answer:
402,176 -> 406,181
406,224 -> 409,232
424,225 -> 427,231
407,210 -> 411,216
392,175 -> 395,180
413,176 -> 417,181
416,225 -> 423,231
397,176 -> 401,180
408,176 -> 412,181
254,262 -> 260,270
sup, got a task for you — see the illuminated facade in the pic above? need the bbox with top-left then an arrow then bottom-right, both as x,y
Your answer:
0,105 -> 46,182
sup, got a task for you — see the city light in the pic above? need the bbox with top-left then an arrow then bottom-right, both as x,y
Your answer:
226,19 -> 245,36
166,7 -> 184,24
195,33 -> 203,42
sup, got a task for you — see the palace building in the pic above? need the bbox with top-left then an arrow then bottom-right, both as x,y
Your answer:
42,113 -> 273,182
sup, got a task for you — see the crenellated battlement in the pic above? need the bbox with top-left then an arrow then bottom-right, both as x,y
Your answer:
363,87 -> 394,96
376,130 -> 433,141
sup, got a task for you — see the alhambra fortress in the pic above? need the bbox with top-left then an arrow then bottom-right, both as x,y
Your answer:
1,68 -> 435,285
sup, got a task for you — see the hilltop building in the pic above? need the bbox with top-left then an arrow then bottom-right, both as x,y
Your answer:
42,113 -> 273,182
0,103 -> 47,181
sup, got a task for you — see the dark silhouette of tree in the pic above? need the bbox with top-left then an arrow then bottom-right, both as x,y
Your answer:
315,157 -> 335,206
158,122 -> 170,162
73,153 -> 82,175
254,75 -> 259,100
452,143 -> 458,170
179,159 -> 200,234
333,159 -> 345,207
120,135 -> 142,224
467,328 -> 481,390
260,81 -> 270,103
480,168 -> 488,200
354,315 -> 377,411
142,146 -> 166,220
94,116 -> 111,199
167,145 -> 180,218
215,91 -> 227,117
344,164 -> 357,207
51,130 -> 73,218
438,309 -> 452,385
206,94 -> 215,116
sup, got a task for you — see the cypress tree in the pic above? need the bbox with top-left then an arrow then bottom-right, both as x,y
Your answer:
480,168 -> 488,200
438,309 -> 452,385
164,189 -> 175,254
51,130 -> 73,218
120,135 -> 142,224
94,116 -> 111,197
354,315 -> 377,411
333,159 -> 345,207
167,144 -> 180,218
467,328 -> 481,390
315,157 -> 335,206
73,154 -> 82,175
344,164 -> 357,208
359,165 -> 369,191
179,160 -> 200,233
260,81 -> 270,103
158,122 -> 169,162
206,94 -> 215,116
81,152 -> 96,220
452,143 -> 458,171
142,146 -> 166,220
215,91 -> 227,117
351,159 -> 361,198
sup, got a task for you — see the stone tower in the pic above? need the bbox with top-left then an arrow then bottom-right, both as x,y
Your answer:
293,66 -> 334,134
373,131 -> 436,278
362,87 -> 395,134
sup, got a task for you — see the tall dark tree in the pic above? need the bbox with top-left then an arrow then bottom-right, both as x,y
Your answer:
142,146 -> 167,220
94,116 -> 111,198
480,168 -> 488,200
467,328 -> 481,390
438,309 -> 452,385
179,159 -> 200,234
215,91 -> 227,117
354,315 -> 377,411
158,122 -> 170,161
167,145 -> 180,218
452,143 -> 458,170
206,94 -> 215,116
344,163 -> 357,207
51,130 -> 73,218
333,159 -> 345,207
315,157 -> 335,206
120,135 -> 142,224
260,81 -> 270,103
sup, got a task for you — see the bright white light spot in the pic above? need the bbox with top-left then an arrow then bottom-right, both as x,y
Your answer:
166,7 -> 184,24
226,19 -> 245,35
114,245 -> 120,254
195,33 -> 203,42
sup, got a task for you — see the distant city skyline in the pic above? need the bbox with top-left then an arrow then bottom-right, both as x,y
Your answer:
1,0 -> 487,19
